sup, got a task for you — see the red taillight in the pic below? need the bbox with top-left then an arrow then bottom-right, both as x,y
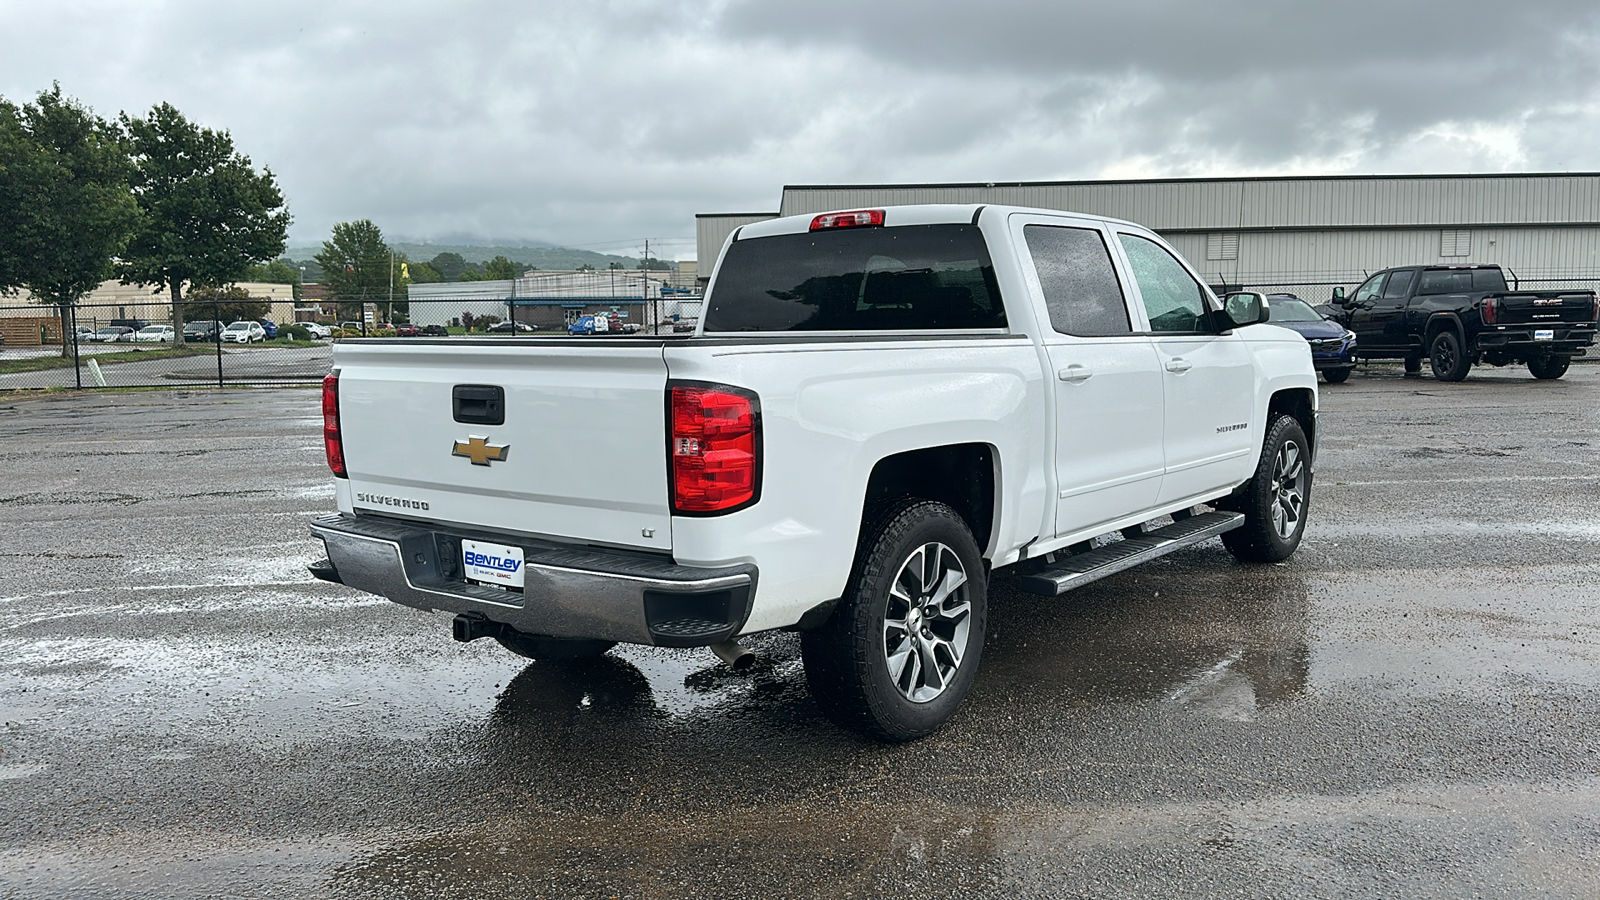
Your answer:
810,209 -> 884,231
669,384 -> 759,514
1481,296 -> 1498,325
322,372 -> 347,478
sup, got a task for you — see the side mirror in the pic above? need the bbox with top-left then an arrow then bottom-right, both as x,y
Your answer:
1220,291 -> 1267,329
1330,286 -> 1348,308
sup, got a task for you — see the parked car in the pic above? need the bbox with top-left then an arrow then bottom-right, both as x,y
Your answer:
90,326 -> 135,343
567,315 -> 609,335
420,324 -> 449,337
133,325 -> 176,343
221,321 -> 266,343
393,323 -> 421,337
339,321 -> 366,335
301,323 -> 332,340
1265,294 -> 1357,384
182,320 -> 224,342
312,202 -> 1319,741
1325,264 -> 1598,381
486,321 -> 538,333
74,326 -> 97,343
109,318 -> 150,333
257,320 -> 280,340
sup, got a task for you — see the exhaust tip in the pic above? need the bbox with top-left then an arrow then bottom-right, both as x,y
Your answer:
710,640 -> 755,671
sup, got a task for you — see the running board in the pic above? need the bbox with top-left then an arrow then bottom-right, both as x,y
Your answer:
1015,511 -> 1245,597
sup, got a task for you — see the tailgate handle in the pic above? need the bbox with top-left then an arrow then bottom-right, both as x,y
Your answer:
452,385 -> 505,425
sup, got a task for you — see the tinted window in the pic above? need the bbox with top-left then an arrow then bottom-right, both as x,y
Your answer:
1472,268 -> 1509,291
1117,233 -> 1208,333
1417,270 -> 1474,294
1383,269 -> 1415,299
705,224 -> 1005,332
1024,225 -> 1130,336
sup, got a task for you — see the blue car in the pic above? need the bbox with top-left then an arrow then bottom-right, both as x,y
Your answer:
1266,293 -> 1356,384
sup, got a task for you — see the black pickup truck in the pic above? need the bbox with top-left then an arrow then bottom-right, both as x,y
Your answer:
1326,265 -> 1598,381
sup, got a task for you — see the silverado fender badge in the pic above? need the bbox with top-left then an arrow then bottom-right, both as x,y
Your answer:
453,435 -> 510,466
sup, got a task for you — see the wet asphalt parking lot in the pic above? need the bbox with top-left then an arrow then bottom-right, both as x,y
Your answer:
1,364 -> 1598,899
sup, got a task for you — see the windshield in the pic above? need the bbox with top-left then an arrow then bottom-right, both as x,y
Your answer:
706,223 -> 1005,332
1265,295 -> 1324,323
226,323 -> 249,331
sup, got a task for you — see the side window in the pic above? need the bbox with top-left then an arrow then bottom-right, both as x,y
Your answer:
1383,269 -> 1415,299
1024,225 -> 1130,336
1117,233 -> 1208,333
1353,273 -> 1387,304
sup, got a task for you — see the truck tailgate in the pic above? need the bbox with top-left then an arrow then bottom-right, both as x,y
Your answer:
333,340 -> 672,552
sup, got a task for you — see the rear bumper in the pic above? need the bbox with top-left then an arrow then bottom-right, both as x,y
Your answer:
309,513 -> 757,647
1476,325 -> 1596,355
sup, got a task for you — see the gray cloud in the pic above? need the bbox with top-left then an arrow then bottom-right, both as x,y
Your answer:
3,1 -> 1598,257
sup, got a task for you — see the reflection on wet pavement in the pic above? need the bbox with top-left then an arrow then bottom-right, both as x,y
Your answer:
3,377 -> 1600,897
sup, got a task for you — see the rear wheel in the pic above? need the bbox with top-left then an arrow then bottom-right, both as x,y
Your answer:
1403,355 -> 1423,375
1528,354 -> 1570,380
1221,415 -> 1311,563
1429,330 -> 1472,381
1322,367 -> 1351,384
495,631 -> 616,662
802,499 -> 986,741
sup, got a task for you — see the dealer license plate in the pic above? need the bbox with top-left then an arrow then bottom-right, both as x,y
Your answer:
1535,329 -> 1555,341
462,539 -> 525,591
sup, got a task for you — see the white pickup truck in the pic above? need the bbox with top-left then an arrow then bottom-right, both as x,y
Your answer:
310,204 -> 1317,740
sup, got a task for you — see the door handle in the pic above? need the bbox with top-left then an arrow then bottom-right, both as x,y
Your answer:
1165,358 -> 1192,374
1057,365 -> 1093,383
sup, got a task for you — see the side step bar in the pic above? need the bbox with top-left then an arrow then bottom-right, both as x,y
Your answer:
1015,511 -> 1244,597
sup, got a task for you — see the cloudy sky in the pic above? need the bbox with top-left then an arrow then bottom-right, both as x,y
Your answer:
4,0 -> 1598,259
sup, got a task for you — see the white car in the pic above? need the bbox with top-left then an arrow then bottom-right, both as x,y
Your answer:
302,323 -> 332,340
221,321 -> 266,343
133,325 -> 175,343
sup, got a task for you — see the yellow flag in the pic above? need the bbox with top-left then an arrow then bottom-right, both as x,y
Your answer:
401,262 -> 410,280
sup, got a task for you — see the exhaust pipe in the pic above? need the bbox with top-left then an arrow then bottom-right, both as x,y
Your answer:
710,640 -> 755,671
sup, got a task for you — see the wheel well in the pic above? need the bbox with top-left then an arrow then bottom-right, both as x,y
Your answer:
862,444 -> 995,553
1423,314 -> 1463,348
1267,389 -> 1316,459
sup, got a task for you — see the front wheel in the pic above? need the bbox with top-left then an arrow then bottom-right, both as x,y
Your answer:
802,499 -> 986,741
1221,415 -> 1311,563
1429,330 -> 1472,381
1528,355 -> 1570,380
1322,367 -> 1351,384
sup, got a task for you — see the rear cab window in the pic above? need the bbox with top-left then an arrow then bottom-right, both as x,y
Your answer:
704,224 -> 1006,332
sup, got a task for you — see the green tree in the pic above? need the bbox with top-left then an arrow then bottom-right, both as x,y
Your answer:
406,261 -> 444,283
607,262 -> 624,270
484,255 -> 519,280
429,252 -> 467,280
245,257 -> 302,300
0,85 -> 139,356
118,102 -> 290,345
313,219 -> 407,322
188,284 -> 268,323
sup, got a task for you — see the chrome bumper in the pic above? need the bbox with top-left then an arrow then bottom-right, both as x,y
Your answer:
309,513 -> 757,647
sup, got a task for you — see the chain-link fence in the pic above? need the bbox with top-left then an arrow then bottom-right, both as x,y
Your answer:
0,296 -> 706,391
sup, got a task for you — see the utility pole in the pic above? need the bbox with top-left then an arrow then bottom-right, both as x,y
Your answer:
387,249 -> 394,325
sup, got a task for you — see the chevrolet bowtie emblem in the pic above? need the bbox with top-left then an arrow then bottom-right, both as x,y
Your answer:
452,436 -> 510,466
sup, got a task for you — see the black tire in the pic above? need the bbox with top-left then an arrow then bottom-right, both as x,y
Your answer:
1429,329 -> 1471,381
1322,367 -> 1351,384
1528,355 -> 1570,380
801,499 -> 987,741
1220,415 -> 1311,563
495,631 -> 616,662
1403,355 -> 1423,375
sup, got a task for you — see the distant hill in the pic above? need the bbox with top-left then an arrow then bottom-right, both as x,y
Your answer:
284,242 -> 665,272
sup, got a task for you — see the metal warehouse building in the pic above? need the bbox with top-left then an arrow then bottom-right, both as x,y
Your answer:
696,173 -> 1600,299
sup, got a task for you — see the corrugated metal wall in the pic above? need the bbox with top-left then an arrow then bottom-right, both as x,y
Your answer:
695,213 -> 777,279
753,175 -> 1600,294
